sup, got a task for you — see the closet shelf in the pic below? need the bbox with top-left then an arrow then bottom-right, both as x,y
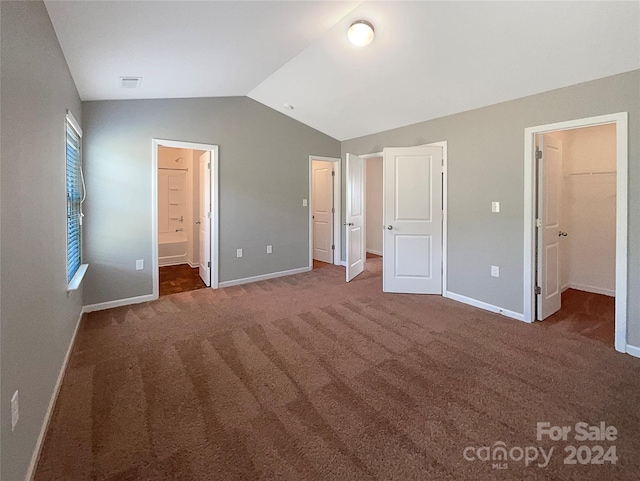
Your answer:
565,171 -> 616,178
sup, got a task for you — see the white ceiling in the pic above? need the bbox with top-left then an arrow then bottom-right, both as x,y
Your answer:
45,1 -> 640,141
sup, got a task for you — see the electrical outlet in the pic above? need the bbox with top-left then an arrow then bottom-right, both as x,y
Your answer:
491,201 -> 500,213
302,199 -> 308,207
136,259 -> 144,270
491,265 -> 500,277
267,245 -> 272,254
237,248 -> 243,258
11,390 -> 19,431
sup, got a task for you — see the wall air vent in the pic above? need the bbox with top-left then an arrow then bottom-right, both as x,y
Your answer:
120,77 -> 142,89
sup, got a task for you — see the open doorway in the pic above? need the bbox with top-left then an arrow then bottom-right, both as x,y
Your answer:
365,155 -> 383,274
152,140 -> 219,298
309,156 -> 341,270
347,142 -> 448,292
524,112 -> 628,353
157,146 -> 205,295
536,125 -> 616,341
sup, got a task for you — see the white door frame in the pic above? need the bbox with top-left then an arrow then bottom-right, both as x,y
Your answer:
308,155 -> 341,268
360,141 -> 448,294
523,112 -> 628,353
152,139 -> 219,298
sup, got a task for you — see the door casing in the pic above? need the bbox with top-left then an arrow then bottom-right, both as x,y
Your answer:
523,112 -> 628,353
152,139 -> 219,298
308,155 -> 341,268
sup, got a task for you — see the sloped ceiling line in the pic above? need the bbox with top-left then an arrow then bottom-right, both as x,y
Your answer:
45,1 -> 640,141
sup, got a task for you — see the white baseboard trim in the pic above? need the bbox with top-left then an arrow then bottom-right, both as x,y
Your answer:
625,344 -> 640,359
158,256 -> 188,267
340,261 -> 347,267
446,291 -> 527,322
366,249 -> 383,256
219,267 -> 311,288
25,307 -> 84,481
83,293 -> 157,313
566,283 -> 615,297
158,260 -> 199,269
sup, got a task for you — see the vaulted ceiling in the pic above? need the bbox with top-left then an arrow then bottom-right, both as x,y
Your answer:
45,1 -> 640,141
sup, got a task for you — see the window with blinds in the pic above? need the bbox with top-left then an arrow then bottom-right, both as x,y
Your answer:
66,113 -> 83,283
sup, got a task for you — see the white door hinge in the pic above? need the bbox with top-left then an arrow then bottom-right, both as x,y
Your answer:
536,218 -> 542,228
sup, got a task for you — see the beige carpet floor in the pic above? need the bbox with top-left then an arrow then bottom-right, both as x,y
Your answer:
34,257 -> 640,480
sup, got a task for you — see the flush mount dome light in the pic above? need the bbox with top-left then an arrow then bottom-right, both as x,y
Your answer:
348,20 -> 374,46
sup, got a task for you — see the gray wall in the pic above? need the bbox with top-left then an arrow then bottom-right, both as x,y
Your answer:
82,97 -> 340,305
342,70 -> 640,345
0,2 -> 84,480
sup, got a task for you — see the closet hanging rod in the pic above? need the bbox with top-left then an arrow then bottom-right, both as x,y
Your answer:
159,167 -> 188,171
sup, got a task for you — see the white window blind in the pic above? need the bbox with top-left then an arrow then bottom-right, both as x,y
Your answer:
66,112 -> 83,283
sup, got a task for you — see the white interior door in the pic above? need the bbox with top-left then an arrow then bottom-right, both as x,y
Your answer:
537,134 -> 563,319
383,146 -> 443,294
312,161 -> 334,264
199,151 -> 211,286
346,153 -> 365,281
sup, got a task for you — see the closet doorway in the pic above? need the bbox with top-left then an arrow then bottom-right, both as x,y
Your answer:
524,113 -> 628,353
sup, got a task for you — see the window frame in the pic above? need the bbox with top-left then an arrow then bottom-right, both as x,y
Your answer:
65,110 -> 87,290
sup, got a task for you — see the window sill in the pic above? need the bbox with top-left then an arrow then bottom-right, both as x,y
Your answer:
67,264 -> 88,291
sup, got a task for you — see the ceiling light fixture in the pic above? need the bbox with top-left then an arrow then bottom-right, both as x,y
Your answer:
348,20 -> 374,47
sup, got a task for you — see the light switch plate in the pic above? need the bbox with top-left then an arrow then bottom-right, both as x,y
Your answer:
492,201 -> 500,213
302,199 -> 308,207
136,259 -> 144,270
491,265 -> 500,277
267,245 -> 272,254
237,249 -> 243,258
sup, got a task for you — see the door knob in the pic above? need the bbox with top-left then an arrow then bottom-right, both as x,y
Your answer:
344,222 -> 354,226
195,221 -> 201,225
559,231 -> 568,237
387,225 -> 393,230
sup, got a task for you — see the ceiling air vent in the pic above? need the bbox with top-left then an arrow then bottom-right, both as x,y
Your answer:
120,77 -> 142,89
